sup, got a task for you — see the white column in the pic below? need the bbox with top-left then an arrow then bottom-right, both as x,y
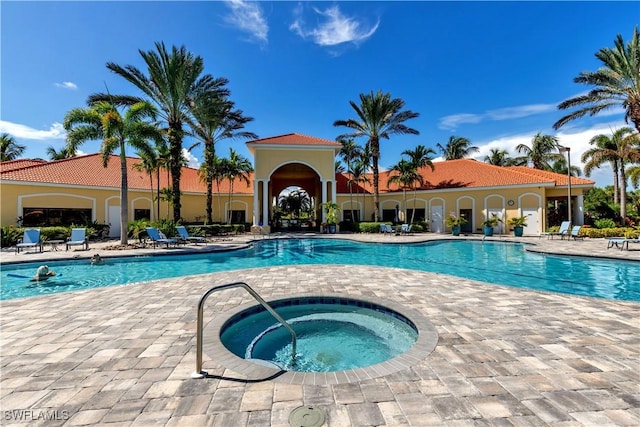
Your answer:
253,180 -> 260,225
262,180 -> 269,226
576,194 -> 584,225
321,180 -> 328,223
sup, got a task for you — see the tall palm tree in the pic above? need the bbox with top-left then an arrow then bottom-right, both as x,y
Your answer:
46,146 -> 76,160
628,164 -> 640,189
550,157 -> 582,177
515,132 -> 563,170
348,159 -> 370,222
402,144 -> 435,223
484,148 -> 513,166
190,92 -> 257,224
224,148 -> 253,223
90,42 -> 220,221
582,128 -> 632,204
339,138 -> 363,222
64,100 -> 162,244
334,90 -> 420,222
436,136 -> 478,160
133,149 -> 159,220
554,27 -> 640,133
582,128 -> 640,223
387,159 -> 423,224
0,133 -> 25,161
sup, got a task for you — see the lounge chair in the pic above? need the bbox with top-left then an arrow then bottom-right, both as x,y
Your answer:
380,224 -> 394,235
568,225 -> 584,240
400,224 -> 412,234
66,228 -> 89,251
16,229 -> 43,254
176,225 -> 206,245
543,221 -> 571,239
145,227 -> 178,248
608,237 -> 640,251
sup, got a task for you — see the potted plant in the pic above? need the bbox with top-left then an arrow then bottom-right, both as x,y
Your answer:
482,214 -> 502,236
445,212 -> 467,236
507,216 -> 528,237
321,201 -> 341,234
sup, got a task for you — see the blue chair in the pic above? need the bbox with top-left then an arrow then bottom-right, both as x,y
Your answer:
176,225 -> 206,245
401,224 -> 412,234
568,225 -> 584,240
16,229 -> 43,253
380,224 -> 394,235
66,228 -> 89,251
545,221 -> 571,239
145,227 -> 178,248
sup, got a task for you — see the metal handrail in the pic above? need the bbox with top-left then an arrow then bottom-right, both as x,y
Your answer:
192,281 -> 297,379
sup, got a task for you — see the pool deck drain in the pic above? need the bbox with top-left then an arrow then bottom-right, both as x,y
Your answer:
289,406 -> 325,427
1,233 -> 638,425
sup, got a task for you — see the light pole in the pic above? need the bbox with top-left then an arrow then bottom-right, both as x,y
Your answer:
559,146 -> 572,223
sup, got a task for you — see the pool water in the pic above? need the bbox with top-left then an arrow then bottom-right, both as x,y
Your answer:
220,301 -> 418,372
2,239 -> 639,301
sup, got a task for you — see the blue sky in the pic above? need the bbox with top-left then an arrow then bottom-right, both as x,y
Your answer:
2,1 -> 638,187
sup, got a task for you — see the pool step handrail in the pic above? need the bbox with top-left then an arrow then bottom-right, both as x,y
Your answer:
192,281 -> 297,379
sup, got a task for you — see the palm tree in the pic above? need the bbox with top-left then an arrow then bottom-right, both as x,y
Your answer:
582,128 -> 632,204
387,159 -> 423,224
334,90 -> 420,222
339,138 -> 363,222
628,164 -> 640,189
334,160 -> 345,174
0,133 -> 25,161
436,136 -> 478,160
46,146 -> 76,160
133,149 -> 159,220
402,144 -> 435,223
349,159 -> 370,222
582,128 -> 640,223
554,27 -> 640,133
64,100 -> 162,244
550,157 -> 582,177
190,92 -> 257,224
484,148 -> 513,166
90,42 -> 220,221
223,148 -> 253,223
515,132 -> 563,170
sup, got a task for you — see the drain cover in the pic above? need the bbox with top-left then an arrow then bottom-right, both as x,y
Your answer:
289,406 -> 325,427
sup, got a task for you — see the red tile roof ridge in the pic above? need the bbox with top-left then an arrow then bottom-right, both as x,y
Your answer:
248,133 -> 341,146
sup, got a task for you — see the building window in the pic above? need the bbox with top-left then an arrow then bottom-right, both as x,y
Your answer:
229,210 -> 246,224
22,208 -> 92,227
134,209 -> 151,221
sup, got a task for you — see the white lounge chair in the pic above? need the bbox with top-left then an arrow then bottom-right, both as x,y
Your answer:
66,228 -> 89,251
176,225 -> 206,245
400,224 -> 412,234
16,229 -> 43,253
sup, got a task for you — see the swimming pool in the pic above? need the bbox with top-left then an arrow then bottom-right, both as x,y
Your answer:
2,239 -> 639,301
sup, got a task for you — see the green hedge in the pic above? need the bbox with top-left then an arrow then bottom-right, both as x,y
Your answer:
579,227 -> 638,239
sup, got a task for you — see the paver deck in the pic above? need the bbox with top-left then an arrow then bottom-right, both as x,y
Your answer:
1,233 -> 638,426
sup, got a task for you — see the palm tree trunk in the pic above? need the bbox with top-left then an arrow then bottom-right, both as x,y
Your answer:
168,125 -> 182,221
613,160 -> 620,205
620,165 -> 628,225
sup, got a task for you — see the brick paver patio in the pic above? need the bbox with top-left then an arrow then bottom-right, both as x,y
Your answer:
1,234 -> 638,426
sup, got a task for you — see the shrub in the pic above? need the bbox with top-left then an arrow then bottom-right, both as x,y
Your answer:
1,226 -> 23,247
594,218 -> 616,229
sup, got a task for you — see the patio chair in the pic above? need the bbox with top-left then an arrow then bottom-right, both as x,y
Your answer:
145,227 -> 178,248
400,224 -> 412,234
66,228 -> 89,251
176,225 -> 206,245
16,229 -> 43,254
568,225 -> 584,240
544,221 -> 571,239
607,237 -> 640,251
380,224 -> 394,235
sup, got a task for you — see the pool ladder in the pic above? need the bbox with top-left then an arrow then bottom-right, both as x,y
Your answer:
192,281 -> 297,379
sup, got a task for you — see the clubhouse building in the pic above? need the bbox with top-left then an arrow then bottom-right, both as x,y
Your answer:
0,133 -> 595,237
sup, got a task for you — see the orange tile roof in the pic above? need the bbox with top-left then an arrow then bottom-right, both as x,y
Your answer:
0,159 -> 47,173
0,153 -> 254,194
336,158 -> 594,193
247,133 -> 342,147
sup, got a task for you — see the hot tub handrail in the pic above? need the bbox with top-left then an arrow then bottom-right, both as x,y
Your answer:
192,281 -> 297,379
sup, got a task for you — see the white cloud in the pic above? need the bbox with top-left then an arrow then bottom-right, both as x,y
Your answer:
224,0 -> 268,43
290,4 -> 379,47
182,148 -> 200,169
439,103 -> 557,130
471,120 -> 629,187
0,120 -> 66,140
54,81 -> 78,90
